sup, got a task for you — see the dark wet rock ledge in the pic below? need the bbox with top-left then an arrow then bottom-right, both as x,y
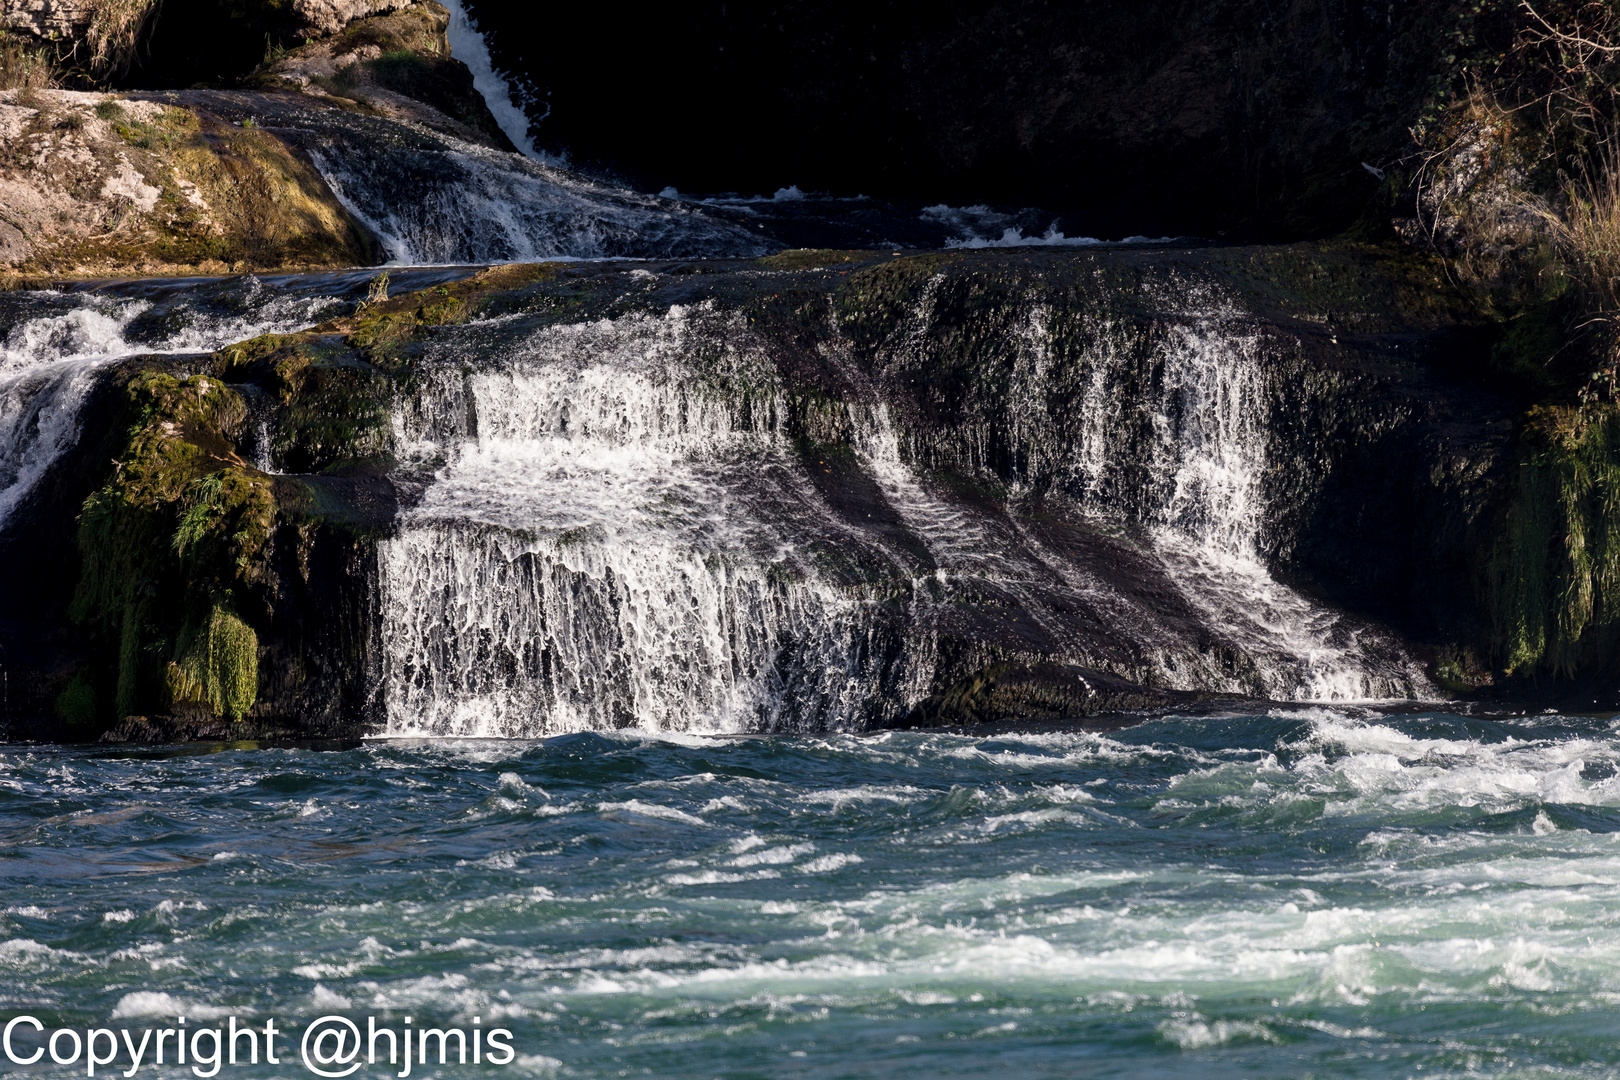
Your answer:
1,245 -> 1582,742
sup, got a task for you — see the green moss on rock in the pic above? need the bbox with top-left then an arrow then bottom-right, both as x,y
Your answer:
1489,404 -> 1620,676
68,367 -> 273,730
167,603 -> 258,720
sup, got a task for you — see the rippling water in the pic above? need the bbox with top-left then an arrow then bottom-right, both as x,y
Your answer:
3,710 -> 1618,1078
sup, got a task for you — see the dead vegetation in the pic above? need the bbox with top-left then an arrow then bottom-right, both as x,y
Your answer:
0,31 -> 58,91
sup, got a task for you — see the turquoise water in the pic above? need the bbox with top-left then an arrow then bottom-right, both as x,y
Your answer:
3,709 -> 1619,1078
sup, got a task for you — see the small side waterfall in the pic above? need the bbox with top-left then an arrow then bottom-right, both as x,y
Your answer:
0,293 -> 155,531
888,277 -> 1428,701
1072,306 -> 1422,700
301,120 -> 765,264
0,279 -> 350,534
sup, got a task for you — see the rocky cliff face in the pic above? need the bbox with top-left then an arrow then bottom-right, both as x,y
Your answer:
0,1 -> 529,280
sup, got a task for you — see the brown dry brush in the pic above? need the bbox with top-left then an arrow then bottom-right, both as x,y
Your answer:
1411,2 -> 1620,396
1515,1 -> 1620,399
0,32 -> 59,90
1,0 -> 160,88
76,0 -> 160,81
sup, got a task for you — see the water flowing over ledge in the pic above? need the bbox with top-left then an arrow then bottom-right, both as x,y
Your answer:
370,261 -> 1434,737
1,246 -> 1506,741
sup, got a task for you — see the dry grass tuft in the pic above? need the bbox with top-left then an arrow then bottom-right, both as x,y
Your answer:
0,32 -> 59,91
82,0 -> 160,79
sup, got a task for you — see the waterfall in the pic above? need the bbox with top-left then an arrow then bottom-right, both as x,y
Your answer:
378,277 -> 1426,738
0,258 -> 1426,737
1034,284 -> 1427,700
1136,319 -> 1409,701
440,0 -> 543,161
0,294 -> 148,532
379,308 -> 926,735
300,119 -> 765,265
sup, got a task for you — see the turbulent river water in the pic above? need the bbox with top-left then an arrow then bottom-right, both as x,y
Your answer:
2,710 -> 1617,1078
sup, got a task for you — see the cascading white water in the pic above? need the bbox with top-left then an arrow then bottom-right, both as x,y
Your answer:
283,9 -> 766,266
0,297 -> 141,530
305,126 -> 764,265
380,276 -> 1426,737
0,281 -> 347,533
1050,287 -> 1428,700
1139,319 -> 1410,701
834,274 -> 1425,702
379,308 -> 929,736
440,0 -> 542,160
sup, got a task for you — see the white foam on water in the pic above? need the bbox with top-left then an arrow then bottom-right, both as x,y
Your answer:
1291,716 -> 1620,815
438,716 -> 1620,1011
110,991 -> 232,1020
921,203 -> 1171,249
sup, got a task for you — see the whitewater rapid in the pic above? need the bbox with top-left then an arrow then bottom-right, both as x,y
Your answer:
1,709 -> 1613,1078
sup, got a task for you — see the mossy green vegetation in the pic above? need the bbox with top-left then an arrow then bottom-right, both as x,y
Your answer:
756,249 -> 882,271
329,262 -> 560,349
69,368 -> 273,730
166,603 -> 258,721
52,672 -> 98,733
1489,404 -> 1620,677
110,104 -> 194,152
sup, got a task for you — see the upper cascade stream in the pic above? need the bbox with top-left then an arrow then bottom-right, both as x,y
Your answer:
441,0 -> 543,160
290,112 -> 770,264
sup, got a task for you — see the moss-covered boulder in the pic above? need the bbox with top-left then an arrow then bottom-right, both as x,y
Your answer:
0,89 -> 378,278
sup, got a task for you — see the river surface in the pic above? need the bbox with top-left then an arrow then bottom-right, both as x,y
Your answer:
2,709 -> 1616,1078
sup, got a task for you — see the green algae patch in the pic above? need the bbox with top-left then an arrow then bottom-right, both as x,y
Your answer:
333,261 -> 562,348
757,249 -> 886,271
68,366 -> 274,729
52,672 -> 99,734
834,253 -> 964,344
111,104 -> 196,151
166,603 -> 258,721
212,332 -> 395,473
1488,404 -> 1620,677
